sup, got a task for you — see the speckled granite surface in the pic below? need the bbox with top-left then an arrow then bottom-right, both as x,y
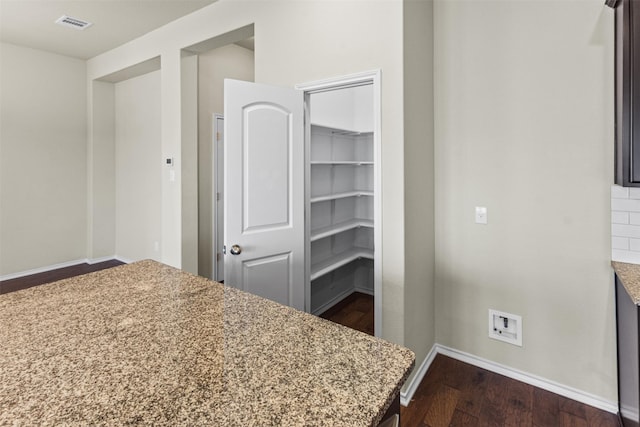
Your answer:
0,260 -> 414,426
612,261 -> 640,305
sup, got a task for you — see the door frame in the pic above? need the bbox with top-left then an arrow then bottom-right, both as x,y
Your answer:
212,113 -> 224,282
296,70 -> 383,337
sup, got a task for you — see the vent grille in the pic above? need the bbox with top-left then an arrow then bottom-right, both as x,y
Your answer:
55,15 -> 93,30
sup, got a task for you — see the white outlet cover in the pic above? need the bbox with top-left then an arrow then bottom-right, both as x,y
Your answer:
488,309 -> 522,347
475,206 -> 487,224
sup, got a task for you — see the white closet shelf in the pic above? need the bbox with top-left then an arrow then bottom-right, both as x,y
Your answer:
310,248 -> 374,281
310,190 -> 374,203
310,161 -> 374,165
310,123 -> 374,136
310,219 -> 374,242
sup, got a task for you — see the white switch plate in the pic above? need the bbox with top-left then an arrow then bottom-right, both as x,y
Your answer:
475,206 -> 487,224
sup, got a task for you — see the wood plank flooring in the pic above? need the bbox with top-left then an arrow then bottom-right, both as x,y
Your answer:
319,291 -> 374,336
321,292 -> 621,427
0,259 -> 125,294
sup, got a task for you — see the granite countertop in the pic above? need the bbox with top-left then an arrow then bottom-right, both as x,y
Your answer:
612,261 -> 640,305
0,260 -> 414,426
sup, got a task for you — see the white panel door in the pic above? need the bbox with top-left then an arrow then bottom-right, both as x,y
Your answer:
224,79 -> 304,310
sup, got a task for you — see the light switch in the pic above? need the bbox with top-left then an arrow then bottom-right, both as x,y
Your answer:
475,206 -> 487,224
169,170 -> 176,182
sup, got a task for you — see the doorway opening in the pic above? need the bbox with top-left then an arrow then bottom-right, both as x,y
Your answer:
299,71 -> 382,336
219,71 -> 381,336
182,24 -> 255,281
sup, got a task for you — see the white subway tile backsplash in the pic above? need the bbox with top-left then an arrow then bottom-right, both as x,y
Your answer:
612,185 -> 630,199
611,186 -> 640,264
612,198 -> 640,212
613,211 -> 630,224
612,249 -> 640,264
630,238 -> 640,252
614,237 -> 631,250
612,223 -> 640,238
630,188 -> 640,199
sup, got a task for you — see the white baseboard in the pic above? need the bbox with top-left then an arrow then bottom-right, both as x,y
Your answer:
114,255 -> 134,264
400,343 -> 438,406
353,286 -> 374,296
398,343 -> 618,415
437,344 -> 618,414
87,255 -> 117,265
0,258 -> 88,281
1,256 -> 125,281
313,287 -> 375,316
312,288 -> 354,316
621,403 -> 639,422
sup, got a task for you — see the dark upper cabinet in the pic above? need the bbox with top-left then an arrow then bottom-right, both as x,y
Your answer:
615,0 -> 640,186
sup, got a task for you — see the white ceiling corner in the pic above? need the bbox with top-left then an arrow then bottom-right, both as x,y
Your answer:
0,0 -> 217,60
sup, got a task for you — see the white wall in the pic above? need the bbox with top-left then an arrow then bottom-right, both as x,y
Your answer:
181,54 -> 199,274
86,0 -> 408,345
87,80 -> 116,262
0,43 -> 87,276
197,44 -> 254,279
403,0 -> 436,390
114,70 -> 162,262
310,85 -> 373,132
434,0 -> 616,402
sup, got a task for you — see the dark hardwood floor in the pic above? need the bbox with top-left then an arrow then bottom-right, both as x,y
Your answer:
321,292 -> 620,427
320,291 -> 374,335
0,259 -> 125,294
399,354 -> 620,427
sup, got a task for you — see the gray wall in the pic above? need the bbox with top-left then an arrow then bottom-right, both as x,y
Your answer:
114,70 -> 162,262
197,44 -> 254,279
0,43 -> 87,275
403,0 -> 436,390
434,0 -> 617,401
86,0 -> 408,347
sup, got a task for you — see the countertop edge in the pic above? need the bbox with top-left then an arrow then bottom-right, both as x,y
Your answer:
373,356 -> 415,426
612,260 -> 640,305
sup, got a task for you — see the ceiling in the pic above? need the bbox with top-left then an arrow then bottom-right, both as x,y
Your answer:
0,0 -> 217,59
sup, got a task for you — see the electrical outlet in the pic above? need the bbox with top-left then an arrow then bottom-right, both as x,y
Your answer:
488,309 -> 522,346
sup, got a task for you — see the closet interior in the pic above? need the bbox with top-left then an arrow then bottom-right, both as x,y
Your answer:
307,84 -> 376,316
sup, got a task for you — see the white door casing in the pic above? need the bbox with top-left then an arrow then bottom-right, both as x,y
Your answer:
213,114 -> 225,282
223,79 -> 304,310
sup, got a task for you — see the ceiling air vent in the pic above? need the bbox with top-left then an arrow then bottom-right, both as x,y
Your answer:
55,15 -> 93,30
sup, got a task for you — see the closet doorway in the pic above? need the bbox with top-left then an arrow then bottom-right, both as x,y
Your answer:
222,71 -> 381,336
300,72 -> 381,336
186,25 -> 254,281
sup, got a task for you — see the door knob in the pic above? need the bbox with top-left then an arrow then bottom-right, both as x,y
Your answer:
230,244 -> 242,255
